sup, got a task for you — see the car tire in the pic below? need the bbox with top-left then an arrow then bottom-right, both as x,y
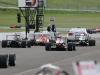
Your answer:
89,40 -> 96,46
2,40 -> 7,48
9,54 -> 16,66
21,41 -> 26,48
0,54 -> 8,68
72,43 -> 76,51
27,41 -> 31,48
67,42 -> 73,51
30,39 -> 35,46
45,43 -> 51,51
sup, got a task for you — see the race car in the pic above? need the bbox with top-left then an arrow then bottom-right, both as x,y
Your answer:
67,28 -> 96,46
36,64 -> 69,75
1,33 -> 31,48
45,36 -> 76,51
10,25 -> 21,28
30,31 -> 56,46
34,34 -> 50,45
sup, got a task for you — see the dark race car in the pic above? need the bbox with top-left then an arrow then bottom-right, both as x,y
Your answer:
45,36 -> 76,51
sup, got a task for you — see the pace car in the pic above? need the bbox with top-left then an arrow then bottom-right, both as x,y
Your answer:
45,36 -> 76,51
67,28 -> 96,46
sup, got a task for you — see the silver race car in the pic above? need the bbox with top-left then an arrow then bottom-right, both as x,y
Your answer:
67,28 -> 96,46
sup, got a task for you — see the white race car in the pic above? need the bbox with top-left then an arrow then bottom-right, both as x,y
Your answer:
67,28 -> 96,46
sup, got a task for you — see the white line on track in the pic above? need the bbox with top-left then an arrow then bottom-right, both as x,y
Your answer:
14,49 -> 100,75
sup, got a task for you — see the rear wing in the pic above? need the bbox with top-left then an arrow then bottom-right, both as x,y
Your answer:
73,61 -> 100,75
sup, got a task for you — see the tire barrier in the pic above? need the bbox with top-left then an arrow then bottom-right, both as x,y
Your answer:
0,53 -> 16,68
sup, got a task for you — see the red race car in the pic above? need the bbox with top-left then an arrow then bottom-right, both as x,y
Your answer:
10,25 -> 21,28
32,34 -> 50,46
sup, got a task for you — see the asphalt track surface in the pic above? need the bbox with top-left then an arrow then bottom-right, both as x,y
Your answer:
0,34 -> 100,75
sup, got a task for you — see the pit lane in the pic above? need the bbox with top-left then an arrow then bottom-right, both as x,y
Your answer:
0,33 -> 100,75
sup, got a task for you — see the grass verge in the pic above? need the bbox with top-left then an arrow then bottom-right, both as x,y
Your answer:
0,10 -> 100,32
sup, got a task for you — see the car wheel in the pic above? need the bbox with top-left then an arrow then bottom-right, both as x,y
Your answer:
92,40 -> 96,46
72,43 -> 76,51
30,39 -> 35,46
9,54 -> 16,66
0,54 -> 8,68
2,40 -> 7,48
27,41 -> 31,48
89,40 -> 96,46
67,42 -> 73,51
21,41 -> 26,48
45,43 -> 51,51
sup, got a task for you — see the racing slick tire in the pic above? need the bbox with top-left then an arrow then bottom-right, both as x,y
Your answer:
27,41 -> 31,48
89,40 -> 96,46
9,54 -> 16,66
67,42 -> 73,51
30,39 -> 36,46
21,40 -> 26,48
2,40 -> 7,48
0,54 -> 8,68
72,43 -> 76,51
45,43 -> 51,51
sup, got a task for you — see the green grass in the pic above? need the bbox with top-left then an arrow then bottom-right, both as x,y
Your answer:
47,0 -> 100,10
0,10 -> 24,27
1,0 -> 100,32
0,0 -> 16,7
0,10 -> 100,30
44,10 -> 100,28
